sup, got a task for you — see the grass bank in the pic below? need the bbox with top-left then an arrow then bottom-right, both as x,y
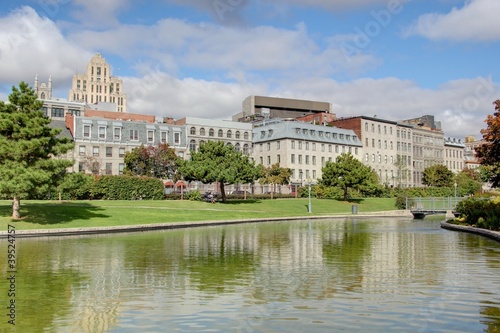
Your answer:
0,198 -> 397,231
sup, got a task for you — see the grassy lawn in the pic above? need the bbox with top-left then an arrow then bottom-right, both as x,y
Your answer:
0,197 -> 397,230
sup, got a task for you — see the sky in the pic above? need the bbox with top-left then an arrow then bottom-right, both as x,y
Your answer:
1,0 -> 499,139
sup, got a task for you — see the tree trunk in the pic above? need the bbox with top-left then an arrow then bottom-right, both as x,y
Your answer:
343,187 -> 348,201
220,182 -> 226,202
12,197 -> 21,219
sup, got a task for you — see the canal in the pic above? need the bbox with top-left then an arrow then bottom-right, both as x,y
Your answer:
1,217 -> 499,332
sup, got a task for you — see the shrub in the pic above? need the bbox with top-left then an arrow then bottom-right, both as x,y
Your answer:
395,195 -> 413,210
185,190 -> 203,201
91,175 -> 165,200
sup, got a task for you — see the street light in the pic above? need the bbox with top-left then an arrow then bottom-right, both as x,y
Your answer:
307,177 -> 312,213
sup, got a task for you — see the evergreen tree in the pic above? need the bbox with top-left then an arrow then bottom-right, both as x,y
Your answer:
179,141 -> 260,202
0,82 -> 74,218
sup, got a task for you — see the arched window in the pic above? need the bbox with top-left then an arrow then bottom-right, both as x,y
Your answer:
189,140 -> 196,151
235,131 -> 240,139
243,144 -> 249,155
200,140 -> 205,146
227,130 -> 232,138
209,128 -> 214,137
218,129 -> 223,137
200,128 -> 205,136
244,132 -> 249,140
190,127 -> 196,135
235,143 -> 241,152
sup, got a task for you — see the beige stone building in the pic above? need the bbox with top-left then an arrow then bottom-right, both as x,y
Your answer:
68,53 -> 127,112
331,116 -> 413,187
444,137 -> 465,173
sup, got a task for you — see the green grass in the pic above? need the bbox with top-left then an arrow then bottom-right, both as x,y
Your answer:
0,198 -> 397,231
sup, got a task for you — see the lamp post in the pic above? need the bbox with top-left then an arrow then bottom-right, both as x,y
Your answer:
307,177 -> 312,213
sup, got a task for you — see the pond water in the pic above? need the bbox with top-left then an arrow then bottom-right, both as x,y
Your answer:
1,217 -> 499,332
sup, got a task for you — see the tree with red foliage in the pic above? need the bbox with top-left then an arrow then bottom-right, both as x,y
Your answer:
124,143 -> 179,179
475,100 -> 500,187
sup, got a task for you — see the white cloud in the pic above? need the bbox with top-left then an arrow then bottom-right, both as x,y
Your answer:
261,0 -> 390,11
0,4 -> 494,140
0,6 -> 93,89
405,0 -> 500,41
123,67 -> 497,139
70,0 -> 131,28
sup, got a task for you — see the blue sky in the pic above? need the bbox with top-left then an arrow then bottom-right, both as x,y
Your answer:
1,0 -> 499,138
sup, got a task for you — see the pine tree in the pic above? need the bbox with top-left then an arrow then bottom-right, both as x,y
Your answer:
0,82 -> 74,219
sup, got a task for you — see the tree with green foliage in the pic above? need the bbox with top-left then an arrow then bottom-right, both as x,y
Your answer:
475,99 -> 500,187
0,82 -> 74,218
422,164 -> 453,187
319,153 -> 378,201
455,169 -> 482,196
259,163 -> 292,197
178,141 -> 261,202
124,143 -> 179,179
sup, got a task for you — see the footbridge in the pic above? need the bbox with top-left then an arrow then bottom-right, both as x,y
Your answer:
408,197 -> 464,219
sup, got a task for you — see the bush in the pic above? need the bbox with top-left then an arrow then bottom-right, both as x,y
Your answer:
57,173 -> 95,200
395,195 -> 413,210
455,197 -> 500,230
91,175 -> 165,200
185,190 -> 203,201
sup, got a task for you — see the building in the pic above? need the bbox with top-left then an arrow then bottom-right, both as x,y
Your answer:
233,96 -> 332,122
444,137 -> 465,173
172,117 -> 253,161
64,112 -> 186,175
464,136 -> 485,170
68,53 -> 127,112
41,98 -> 87,120
34,74 -> 52,100
252,119 -> 362,188
331,116 -> 413,187
407,126 -> 444,186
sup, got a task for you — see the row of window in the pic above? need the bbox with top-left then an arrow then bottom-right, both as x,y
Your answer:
42,107 -> 82,118
365,122 -> 395,136
289,141 -> 359,153
81,125 -> 181,145
78,161 -> 124,175
190,127 -> 250,139
79,145 -> 127,158
188,140 -> 250,154
446,161 -> 464,170
291,169 -> 317,181
292,128 -> 358,141
445,149 -> 463,159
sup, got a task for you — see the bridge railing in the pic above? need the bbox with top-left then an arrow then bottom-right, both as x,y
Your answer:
406,197 -> 465,211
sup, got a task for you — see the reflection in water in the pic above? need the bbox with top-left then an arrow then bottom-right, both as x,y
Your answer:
0,218 -> 499,332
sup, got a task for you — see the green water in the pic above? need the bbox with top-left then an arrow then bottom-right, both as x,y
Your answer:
1,218 -> 499,332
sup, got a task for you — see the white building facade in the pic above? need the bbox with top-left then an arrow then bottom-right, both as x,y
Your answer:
252,119 -> 362,186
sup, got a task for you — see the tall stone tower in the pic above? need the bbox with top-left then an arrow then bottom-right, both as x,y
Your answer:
34,74 -> 52,100
68,53 -> 127,112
